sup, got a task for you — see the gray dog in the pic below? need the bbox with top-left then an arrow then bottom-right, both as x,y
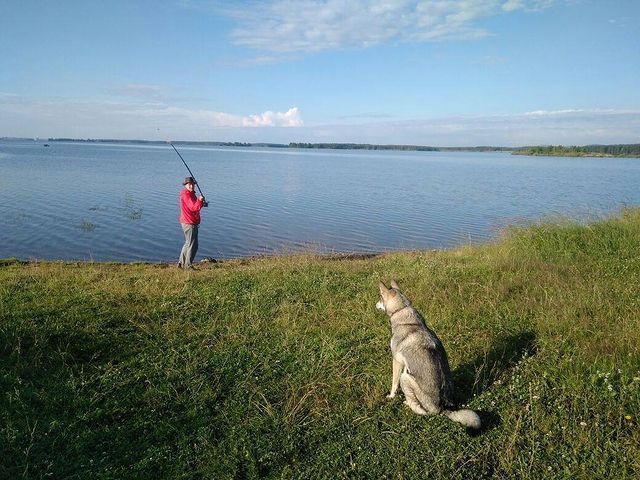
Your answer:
377,281 -> 481,430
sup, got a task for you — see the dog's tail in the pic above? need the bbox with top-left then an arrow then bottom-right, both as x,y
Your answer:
442,409 -> 481,430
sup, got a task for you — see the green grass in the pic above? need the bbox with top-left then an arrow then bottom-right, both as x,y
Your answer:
1,209 -> 639,479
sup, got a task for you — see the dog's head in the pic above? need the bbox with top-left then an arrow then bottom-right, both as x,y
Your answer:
377,280 -> 411,316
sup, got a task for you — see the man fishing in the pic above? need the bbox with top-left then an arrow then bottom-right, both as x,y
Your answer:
178,176 -> 205,269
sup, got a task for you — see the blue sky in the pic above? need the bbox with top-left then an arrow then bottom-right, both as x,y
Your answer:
1,0 -> 638,145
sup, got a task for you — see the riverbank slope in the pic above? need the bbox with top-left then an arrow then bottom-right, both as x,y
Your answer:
1,209 -> 639,478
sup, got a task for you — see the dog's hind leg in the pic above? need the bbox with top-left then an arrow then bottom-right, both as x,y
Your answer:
400,373 -> 433,415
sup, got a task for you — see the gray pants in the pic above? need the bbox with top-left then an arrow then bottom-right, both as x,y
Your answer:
179,223 -> 199,268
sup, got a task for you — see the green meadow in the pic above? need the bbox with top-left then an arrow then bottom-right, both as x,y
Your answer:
1,209 -> 639,479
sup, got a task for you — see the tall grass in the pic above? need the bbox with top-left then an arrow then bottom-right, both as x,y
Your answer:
1,209 -> 639,479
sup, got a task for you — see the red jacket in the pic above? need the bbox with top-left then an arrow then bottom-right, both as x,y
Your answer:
180,188 -> 203,225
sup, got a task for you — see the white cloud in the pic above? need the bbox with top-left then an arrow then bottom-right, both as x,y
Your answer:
0,93 -> 303,140
502,0 -> 525,11
226,0 -> 558,54
524,108 -> 586,116
242,107 -> 303,127
522,108 -> 632,117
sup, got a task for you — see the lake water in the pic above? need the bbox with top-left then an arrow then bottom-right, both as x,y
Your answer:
1,140 -> 639,262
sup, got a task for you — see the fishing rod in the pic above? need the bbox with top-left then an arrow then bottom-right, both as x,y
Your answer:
169,142 -> 208,207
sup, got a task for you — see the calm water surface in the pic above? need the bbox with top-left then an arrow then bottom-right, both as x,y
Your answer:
1,140 -> 639,262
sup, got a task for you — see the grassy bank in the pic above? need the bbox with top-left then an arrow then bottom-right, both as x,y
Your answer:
1,210 -> 639,479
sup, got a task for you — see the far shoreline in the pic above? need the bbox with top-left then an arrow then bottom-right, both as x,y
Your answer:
3,137 -> 639,157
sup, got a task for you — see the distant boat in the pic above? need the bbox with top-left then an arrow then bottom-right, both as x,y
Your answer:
44,144 -> 50,147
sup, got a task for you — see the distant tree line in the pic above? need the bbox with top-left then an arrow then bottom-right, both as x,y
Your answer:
288,143 -> 512,152
289,142 -> 439,151
39,138 -> 640,157
513,144 -> 640,157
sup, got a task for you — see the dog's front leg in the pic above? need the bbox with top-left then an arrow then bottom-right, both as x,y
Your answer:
387,357 -> 403,398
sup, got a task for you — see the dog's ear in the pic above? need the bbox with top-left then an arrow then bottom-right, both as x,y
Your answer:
390,280 -> 400,290
380,282 -> 397,297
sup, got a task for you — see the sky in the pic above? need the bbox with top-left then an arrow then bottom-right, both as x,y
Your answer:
0,0 -> 638,146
